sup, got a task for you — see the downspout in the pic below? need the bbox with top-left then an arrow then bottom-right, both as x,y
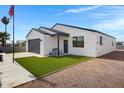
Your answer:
57,35 -> 59,56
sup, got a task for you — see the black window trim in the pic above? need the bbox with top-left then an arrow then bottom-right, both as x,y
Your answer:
100,36 -> 103,45
72,36 -> 84,48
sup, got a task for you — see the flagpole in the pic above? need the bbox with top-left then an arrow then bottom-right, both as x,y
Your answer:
12,6 -> 15,63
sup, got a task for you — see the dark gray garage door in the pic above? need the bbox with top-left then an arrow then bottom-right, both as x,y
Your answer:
28,38 -> 40,54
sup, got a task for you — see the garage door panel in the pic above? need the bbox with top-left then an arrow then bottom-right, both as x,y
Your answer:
28,39 -> 40,54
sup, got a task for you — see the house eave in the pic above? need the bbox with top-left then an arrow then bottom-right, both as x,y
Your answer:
26,28 -> 51,38
40,27 -> 70,37
52,23 -> 116,39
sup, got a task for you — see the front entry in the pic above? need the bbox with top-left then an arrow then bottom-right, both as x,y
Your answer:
64,40 -> 68,53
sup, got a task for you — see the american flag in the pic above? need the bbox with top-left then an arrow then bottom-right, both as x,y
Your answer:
9,5 -> 14,17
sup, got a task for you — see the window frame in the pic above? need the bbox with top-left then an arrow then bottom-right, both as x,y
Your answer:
72,36 -> 84,48
100,36 -> 103,45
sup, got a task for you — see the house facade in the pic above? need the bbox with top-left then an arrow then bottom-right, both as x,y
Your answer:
26,23 -> 116,57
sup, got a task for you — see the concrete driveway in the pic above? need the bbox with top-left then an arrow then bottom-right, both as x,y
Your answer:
0,53 -> 37,88
16,51 -> 124,88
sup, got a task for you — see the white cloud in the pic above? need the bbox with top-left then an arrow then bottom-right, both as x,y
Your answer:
92,17 -> 124,31
92,13 -> 112,18
92,16 -> 124,40
110,6 -> 124,10
65,5 -> 101,13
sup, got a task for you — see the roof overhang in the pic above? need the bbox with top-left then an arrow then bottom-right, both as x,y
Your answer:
26,28 -> 51,38
40,27 -> 69,37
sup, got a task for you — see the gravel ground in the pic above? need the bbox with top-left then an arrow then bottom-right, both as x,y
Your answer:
99,51 -> 124,61
16,57 -> 124,88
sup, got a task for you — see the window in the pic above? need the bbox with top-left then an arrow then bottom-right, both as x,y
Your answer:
73,37 -> 77,47
112,40 -> 114,46
100,36 -> 103,45
72,36 -> 84,47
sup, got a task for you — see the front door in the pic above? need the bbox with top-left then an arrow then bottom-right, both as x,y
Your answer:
64,40 -> 68,53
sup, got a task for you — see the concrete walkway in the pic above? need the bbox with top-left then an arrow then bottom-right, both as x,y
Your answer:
0,53 -> 36,88
8,52 -> 45,58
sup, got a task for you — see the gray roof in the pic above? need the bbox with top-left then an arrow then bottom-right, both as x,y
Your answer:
26,23 -> 116,39
52,23 -> 116,39
26,28 -> 51,37
26,27 -> 69,38
40,27 -> 69,36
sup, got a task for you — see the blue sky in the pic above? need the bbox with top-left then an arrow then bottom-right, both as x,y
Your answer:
0,5 -> 124,42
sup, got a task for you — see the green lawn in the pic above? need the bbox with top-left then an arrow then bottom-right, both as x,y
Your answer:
15,55 -> 91,78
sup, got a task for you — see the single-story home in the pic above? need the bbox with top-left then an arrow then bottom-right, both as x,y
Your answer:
26,23 -> 116,57
16,40 -> 26,47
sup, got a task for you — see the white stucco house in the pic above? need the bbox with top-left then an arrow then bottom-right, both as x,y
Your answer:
26,23 -> 116,57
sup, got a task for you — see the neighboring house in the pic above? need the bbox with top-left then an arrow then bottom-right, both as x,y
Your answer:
116,41 -> 124,49
16,40 -> 26,47
116,41 -> 124,45
26,23 -> 116,57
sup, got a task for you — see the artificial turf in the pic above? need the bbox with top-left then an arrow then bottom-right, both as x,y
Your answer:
15,55 -> 91,78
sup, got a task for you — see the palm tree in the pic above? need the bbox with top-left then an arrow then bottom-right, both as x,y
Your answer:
1,16 -> 10,45
1,16 -> 9,32
0,32 -> 10,47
